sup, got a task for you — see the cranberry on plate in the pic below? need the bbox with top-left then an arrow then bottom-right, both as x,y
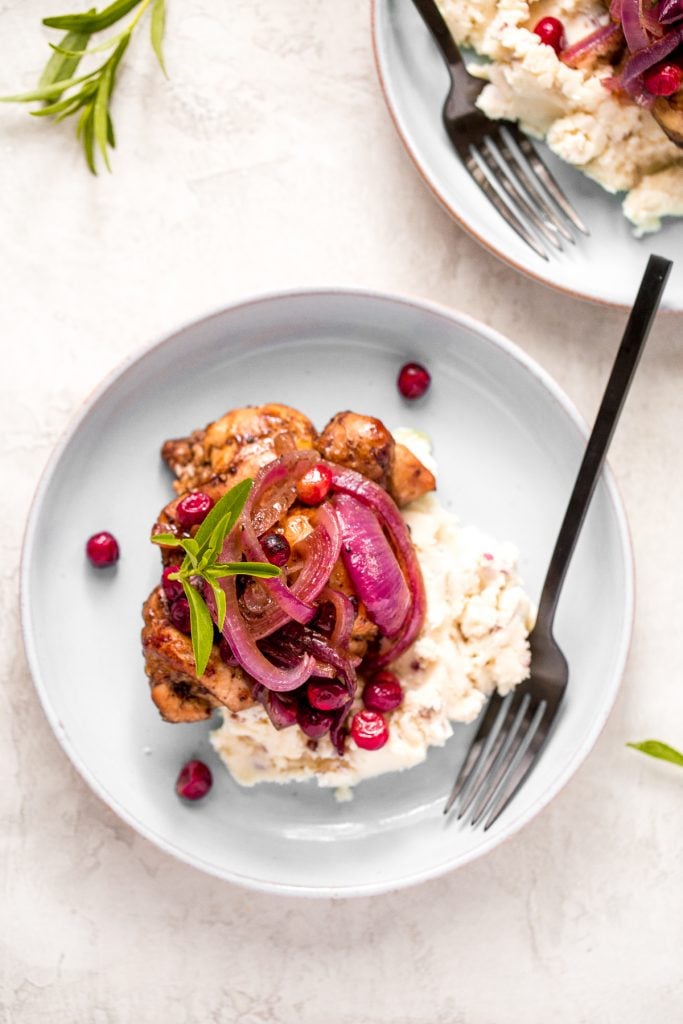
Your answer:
362,671 -> 403,713
643,63 -> 683,98
296,463 -> 333,506
85,531 -> 120,568
175,490 -> 214,528
260,530 -> 291,566
397,362 -> 431,400
161,564 -> 184,602
532,16 -> 565,55
351,710 -> 389,751
307,679 -> 349,711
176,759 -> 213,801
169,596 -> 191,635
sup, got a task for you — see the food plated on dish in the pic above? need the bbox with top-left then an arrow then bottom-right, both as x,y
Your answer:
437,0 -> 683,235
20,290 -> 634,893
142,403 -> 534,798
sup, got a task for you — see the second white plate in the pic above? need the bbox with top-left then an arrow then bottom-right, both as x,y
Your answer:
372,0 -> 683,310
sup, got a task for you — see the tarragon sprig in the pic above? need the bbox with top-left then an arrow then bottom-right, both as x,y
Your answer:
0,0 -> 167,173
627,740 -> 683,769
151,479 -> 281,677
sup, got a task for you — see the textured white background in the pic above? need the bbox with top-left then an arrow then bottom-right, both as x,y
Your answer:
2,1 -> 683,1021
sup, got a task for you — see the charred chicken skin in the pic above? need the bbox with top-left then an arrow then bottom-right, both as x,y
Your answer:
143,404 -> 435,724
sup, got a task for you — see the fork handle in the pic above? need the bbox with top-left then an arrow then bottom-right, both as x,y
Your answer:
411,0 -> 462,68
535,255 -> 672,635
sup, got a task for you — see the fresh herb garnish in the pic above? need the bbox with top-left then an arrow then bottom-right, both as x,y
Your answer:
627,739 -> 683,768
0,0 -> 167,173
151,479 -> 280,677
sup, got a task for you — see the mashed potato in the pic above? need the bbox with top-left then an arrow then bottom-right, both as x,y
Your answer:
211,433 -> 534,796
437,0 -> 683,234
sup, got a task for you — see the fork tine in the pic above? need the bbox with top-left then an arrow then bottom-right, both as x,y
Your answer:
443,692 -> 506,815
506,124 -> 589,235
493,127 -> 575,244
480,137 -> 564,252
472,700 -> 549,829
458,692 -> 531,821
464,151 -> 549,261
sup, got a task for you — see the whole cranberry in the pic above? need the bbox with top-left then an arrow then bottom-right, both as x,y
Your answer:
176,759 -> 212,800
161,564 -> 184,602
363,671 -> 404,712
296,704 -> 334,739
85,531 -> 120,567
533,16 -> 565,54
260,531 -> 291,567
169,596 -> 191,635
307,680 -> 349,711
351,710 -> 389,751
176,491 -> 214,528
296,463 -> 333,505
397,362 -> 431,400
643,63 -> 683,97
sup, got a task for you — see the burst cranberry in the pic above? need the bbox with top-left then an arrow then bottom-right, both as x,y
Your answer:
162,564 -> 184,602
351,710 -> 389,751
363,671 -> 404,712
260,530 -> 291,566
533,17 -> 565,54
643,63 -> 683,97
175,759 -> 212,800
307,680 -> 349,711
169,596 -> 191,635
85,531 -> 120,567
397,362 -> 431,400
296,464 -> 333,505
296,704 -> 334,739
176,491 -> 214,528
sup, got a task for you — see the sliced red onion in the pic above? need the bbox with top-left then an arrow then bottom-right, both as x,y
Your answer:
300,631 -> 356,695
329,700 -> 353,756
659,0 -> 683,25
237,449 -> 318,539
609,0 -> 623,20
246,503 -> 342,640
622,26 -> 683,83
325,464 -> 427,668
319,586 -> 355,650
560,22 -> 624,67
333,493 -> 410,637
621,0 -> 650,50
220,575 -> 316,691
240,514 -> 316,625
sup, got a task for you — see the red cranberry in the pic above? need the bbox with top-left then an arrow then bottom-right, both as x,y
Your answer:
296,704 -> 334,739
85,531 -> 120,567
162,564 -> 184,602
397,362 -> 431,400
260,530 -> 291,566
351,710 -> 389,751
532,17 -> 565,54
363,671 -> 403,712
307,680 -> 349,711
296,463 -> 333,505
643,63 -> 683,97
169,596 -> 191,635
176,491 -> 214,528
175,759 -> 212,800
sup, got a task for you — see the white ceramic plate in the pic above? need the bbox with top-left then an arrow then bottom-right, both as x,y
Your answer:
372,0 -> 683,311
21,290 -> 633,897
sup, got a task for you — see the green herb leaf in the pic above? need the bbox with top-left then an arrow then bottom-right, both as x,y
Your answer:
205,578 -> 227,631
150,0 -> 167,76
43,0 -> 143,33
212,561 -> 281,579
193,479 -> 253,557
0,71 -> 99,104
150,532 -> 184,547
181,581 -> 214,678
39,27 -> 92,93
627,740 -> 683,768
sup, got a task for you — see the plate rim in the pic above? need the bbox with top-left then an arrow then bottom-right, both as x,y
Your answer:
19,286 -> 635,897
370,0 -> 682,314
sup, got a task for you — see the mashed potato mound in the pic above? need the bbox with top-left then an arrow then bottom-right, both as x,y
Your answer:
437,0 -> 683,234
